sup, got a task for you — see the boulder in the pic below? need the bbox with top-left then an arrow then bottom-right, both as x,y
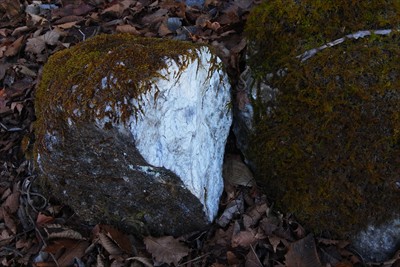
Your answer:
238,1 -> 400,261
34,34 -> 232,236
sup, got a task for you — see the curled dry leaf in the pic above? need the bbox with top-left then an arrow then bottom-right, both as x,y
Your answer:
97,224 -> 133,254
217,194 -> 244,227
44,224 -> 84,240
223,154 -> 254,187
25,37 -> 46,54
44,239 -> 90,267
144,236 -> 189,265
231,229 -> 257,248
98,232 -> 123,255
285,234 -> 321,267
4,36 -> 24,57
116,24 -> 141,35
2,190 -> 20,213
126,256 -> 154,267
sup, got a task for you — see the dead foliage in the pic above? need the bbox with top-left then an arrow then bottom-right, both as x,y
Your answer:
0,0 -> 399,266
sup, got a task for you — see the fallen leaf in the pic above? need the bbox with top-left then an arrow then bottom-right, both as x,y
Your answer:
245,246 -> 263,267
3,209 -> 17,234
25,37 -> 46,54
42,29 -> 62,46
232,229 -> 257,248
4,36 -> 24,57
100,225 -> 133,254
2,190 -> 20,213
44,224 -> 84,240
36,212 -> 54,227
0,0 -> 21,19
223,154 -> 254,187
126,256 -> 153,267
28,13 -> 48,26
141,9 -> 168,25
285,234 -> 321,267
116,24 -> 141,35
98,232 -> 123,255
101,0 -> 134,17
144,236 -> 189,265
52,3 -> 94,17
45,239 -> 89,267
217,194 -> 244,227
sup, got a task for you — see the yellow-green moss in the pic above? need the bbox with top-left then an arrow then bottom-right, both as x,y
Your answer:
245,1 -> 400,237
245,0 -> 400,76
35,34 -> 221,154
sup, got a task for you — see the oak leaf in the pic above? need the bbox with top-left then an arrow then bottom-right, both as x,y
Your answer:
144,236 -> 189,265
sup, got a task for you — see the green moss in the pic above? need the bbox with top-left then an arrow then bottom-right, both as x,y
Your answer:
245,0 -> 400,76
245,1 -> 400,237
35,34 -> 221,156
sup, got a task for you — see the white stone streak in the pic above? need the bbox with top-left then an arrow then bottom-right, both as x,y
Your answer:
129,47 -> 232,221
298,29 -> 396,62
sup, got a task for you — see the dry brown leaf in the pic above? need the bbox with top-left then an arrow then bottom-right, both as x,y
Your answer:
245,246 -> 263,267
116,24 -> 141,35
3,209 -> 17,234
4,36 -> 24,57
11,26 -> 29,36
285,234 -> 321,267
56,21 -> 78,30
101,0 -> 135,17
2,190 -> 20,213
52,3 -> 95,17
42,30 -> 62,46
99,232 -> 123,255
44,224 -> 84,240
243,203 -> 268,229
54,15 -> 83,25
25,37 -> 46,54
36,212 -> 54,227
141,9 -> 168,25
226,250 -> 240,265
206,21 -> 221,31
45,239 -> 89,267
223,154 -> 254,187
144,236 -> 189,265
0,0 -> 21,19
28,13 -> 48,26
0,46 -> 7,58
126,256 -> 153,267
231,229 -> 257,248
217,194 -> 244,227
103,225 -> 132,254
158,21 -> 172,36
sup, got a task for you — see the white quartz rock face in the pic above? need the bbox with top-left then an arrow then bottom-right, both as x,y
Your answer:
130,47 -> 232,221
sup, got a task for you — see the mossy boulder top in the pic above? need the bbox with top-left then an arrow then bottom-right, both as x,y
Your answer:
34,34 -> 232,236
238,1 -> 400,261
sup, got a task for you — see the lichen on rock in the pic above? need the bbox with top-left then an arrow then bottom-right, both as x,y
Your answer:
242,1 -> 400,261
34,33 -> 232,236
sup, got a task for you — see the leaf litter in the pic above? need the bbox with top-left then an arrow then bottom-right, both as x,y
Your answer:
0,0 -> 399,266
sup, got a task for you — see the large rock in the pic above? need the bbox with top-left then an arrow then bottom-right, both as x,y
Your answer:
34,34 -> 232,236
238,1 -> 400,262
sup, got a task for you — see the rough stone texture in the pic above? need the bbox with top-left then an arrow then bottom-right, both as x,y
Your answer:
352,218 -> 400,262
34,34 -> 232,236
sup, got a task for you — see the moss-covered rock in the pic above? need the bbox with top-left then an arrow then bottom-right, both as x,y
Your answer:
34,34 -> 232,236
243,0 -> 400,261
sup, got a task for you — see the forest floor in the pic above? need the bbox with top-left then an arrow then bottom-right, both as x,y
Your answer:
0,0 -> 399,266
